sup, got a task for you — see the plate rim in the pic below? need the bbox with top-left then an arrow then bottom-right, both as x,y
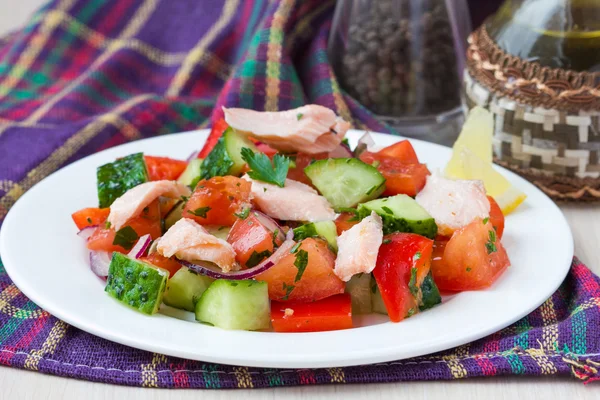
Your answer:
0,129 -> 574,368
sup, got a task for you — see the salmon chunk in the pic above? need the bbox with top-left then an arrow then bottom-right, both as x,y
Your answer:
416,174 -> 490,237
223,105 -> 351,154
334,212 -> 383,282
108,180 -> 191,230
157,218 -> 238,272
242,175 -> 336,222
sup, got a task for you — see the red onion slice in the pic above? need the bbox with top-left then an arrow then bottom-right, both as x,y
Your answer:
77,225 -> 98,241
354,132 -> 375,157
252,211 -> 286,243
286,227 -> 294,241
127,234 -> 152,259
180,239 -> 296,280
186,150 -> 199,162
90,250 -> 111,277
328,144 -> 353,158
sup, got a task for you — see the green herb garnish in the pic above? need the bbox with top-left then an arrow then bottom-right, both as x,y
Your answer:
408,267 -> 419,297
105,221 -> 112,229
246,250 -> 272,268
383,239 -> 391,245
483,217 -> 490,225
466,267 -> 472,272
485,229 -> 497,254
112,226 -> 139,250
281,282 -> 295,301
414,251 -> 421,261
272,229 -> 280,246
234,207 -> 251,220
187,206 -> 211,218
86,217 -> 93,224
293,249 -> 309,283
241,147 -> 290,187
290,242 -> 302,254
296,113 -> 303,120
200,136 -> 234,179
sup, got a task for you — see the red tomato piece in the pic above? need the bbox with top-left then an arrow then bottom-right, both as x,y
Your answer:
255,142 -> 279,158
360,152 -> 430,197
487,196 -> 505,239
199,118 -> 229,158
271,294 -> 353,333
377,140 -> 419,164
334,212 -> 360,235
227,211 -> 284,267
255,238 -> 345,302
144,156 -> 187,181
287,152 -> 328,186
139,253 -> 182,277
372,233 -> 433,322
71,207 -> 110,230
87,200 -> 162,253
431,218 -> 510,292
183,176 -> 252,226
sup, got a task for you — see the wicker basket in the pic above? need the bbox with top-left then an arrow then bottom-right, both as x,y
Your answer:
464,26 -> 600,201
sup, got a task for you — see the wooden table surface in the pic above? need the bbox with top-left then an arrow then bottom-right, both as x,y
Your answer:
1,2 -> 598,398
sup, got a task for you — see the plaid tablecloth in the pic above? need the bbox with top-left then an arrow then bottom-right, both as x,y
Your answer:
0,0 -> 599,388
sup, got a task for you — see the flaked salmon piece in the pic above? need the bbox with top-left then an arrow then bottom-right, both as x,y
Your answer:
416,174 -> 490,237
108,180 -> 191,230
223,105 -> 351,154
157,218 -> 238,272
242,175 -> 336,222
334,212 -> 383,282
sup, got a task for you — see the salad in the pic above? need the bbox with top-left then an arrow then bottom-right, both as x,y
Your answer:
72,104 -> 511,333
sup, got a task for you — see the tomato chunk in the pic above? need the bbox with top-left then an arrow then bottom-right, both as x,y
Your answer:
199,118 -> 229,158
431,218 -> 510,291
360,151 -> 430,197
71,207 -> 110,230
87,200 -> 162,253
227,211 -> 284,267
334,212 -> 359,235
487,196 -> 505,239
255,238 -> 344,302
139,253 -> 182,277
144,156 -> 187,181
372,233 -> 433,322
271,294 -> 353,332
183,176 -> 252,226
377,140 -> 419,164
287,152 -> 328,186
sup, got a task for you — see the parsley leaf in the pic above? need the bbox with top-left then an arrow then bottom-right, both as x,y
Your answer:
188,206 -> 211,218
281,282 -> 295,301
272,229 -> 280,246
246,250 -> 272,268
234,207 -> 251,220
290,242 -> 302,254
341,138 -> 350,146
482,217 -> 489,225
200,136 -> 234,179
293,249 -> 309,282
296,113 -> 303,120
86,217 -> 93,224
408,267 -> 419,297
485,229 -> 497,254
241,147 -> 290,187
337,207 -> 360,221
112,226 -> 139,250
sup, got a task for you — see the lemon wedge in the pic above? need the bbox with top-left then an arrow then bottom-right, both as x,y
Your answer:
445,107 -> 526,215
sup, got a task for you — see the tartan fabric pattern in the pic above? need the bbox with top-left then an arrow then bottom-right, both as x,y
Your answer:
0,0 -> 599,387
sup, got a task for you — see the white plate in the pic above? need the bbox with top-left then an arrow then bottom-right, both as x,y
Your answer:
0,130 -> 573,368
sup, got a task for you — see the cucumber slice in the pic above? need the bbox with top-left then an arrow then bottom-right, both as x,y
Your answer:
304,158 -> 385,210
358,194 -> 437,239
164,201 -> 184,230
163,267 -> 214,312
370,277 -> 388,315
105,253 -> 168,315
195,279 -> 270,330
177,158 -> 203,187
293,220 -> 338,251
97,153 -> 149,208
345,273 -> 372,314
201,128 -> 258,179
419,272 -> 441,311
205,225 -> 231,240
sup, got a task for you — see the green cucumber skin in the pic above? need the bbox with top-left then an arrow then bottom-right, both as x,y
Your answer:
345,273 -> 373,314
164,201 -> 184,230
163,267 -> 214,312
358,195 -> 438,239
105,253 -> 168,315
293,220 -> 338,251
304,158 -> 386,209
178,158 -> 203,187
419,272 -> 442,311
200,128 -> 257,179
370,278 -> 388,315
97,153 -> 149,208
195,279 -> 270,331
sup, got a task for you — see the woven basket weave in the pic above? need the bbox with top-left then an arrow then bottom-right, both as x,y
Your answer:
464,26 -> 600,201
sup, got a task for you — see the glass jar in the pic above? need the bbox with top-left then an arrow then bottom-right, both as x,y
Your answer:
328,0 -> 472,145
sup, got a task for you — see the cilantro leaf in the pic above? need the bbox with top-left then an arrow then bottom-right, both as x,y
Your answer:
246,250 -> 272,268
241,147 -> 290,187
281,282 -> 295,301
200,136 -> 234,179
293,249 -> 309,283
486,228 -> 498,254
188,206 -> 211,218
482,217 -> 489,225
408,267 -> 419,297
290,242 -> 302,254
296,113 -> 303,120
113,226 -> 139,250
234,207 -> 251,220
